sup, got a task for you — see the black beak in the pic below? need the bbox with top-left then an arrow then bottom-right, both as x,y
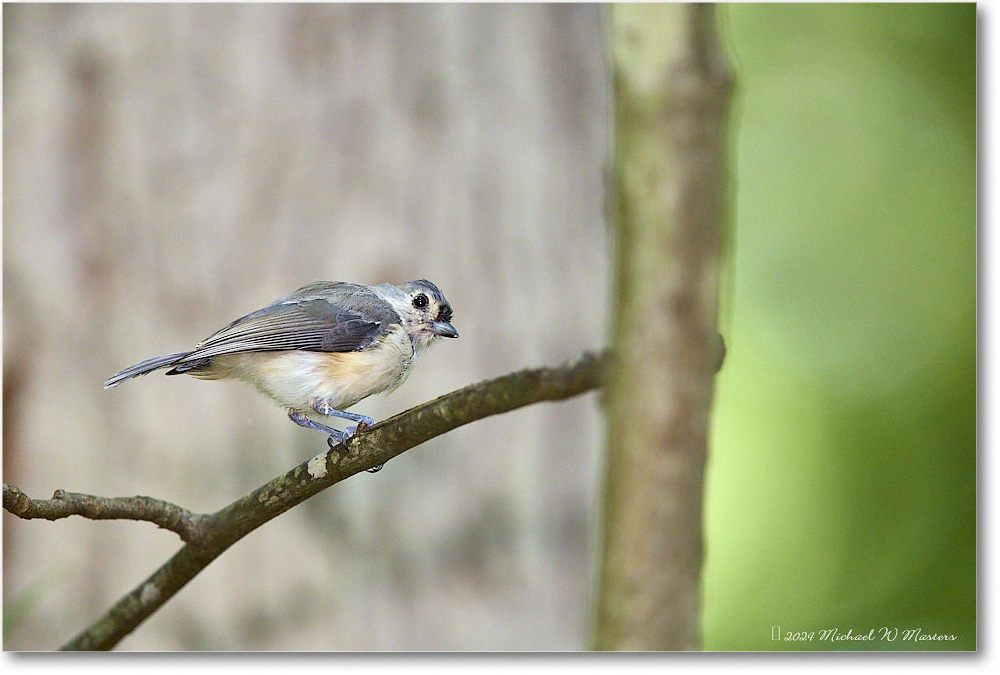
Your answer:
431,320 -> 459,338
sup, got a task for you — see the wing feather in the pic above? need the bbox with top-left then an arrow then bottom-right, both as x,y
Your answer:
174,283 -> 399,364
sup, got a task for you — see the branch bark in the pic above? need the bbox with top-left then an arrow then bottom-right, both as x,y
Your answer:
595,4 -> 731,651
4,350 -> 605,650
2,485 -> 204,544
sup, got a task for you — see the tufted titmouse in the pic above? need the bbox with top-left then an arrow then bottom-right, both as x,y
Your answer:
105,279 -> 458,446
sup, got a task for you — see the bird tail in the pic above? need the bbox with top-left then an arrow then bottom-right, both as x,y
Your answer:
104,351 -> 192,389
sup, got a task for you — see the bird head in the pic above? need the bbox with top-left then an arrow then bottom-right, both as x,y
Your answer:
384,279 -> 458,352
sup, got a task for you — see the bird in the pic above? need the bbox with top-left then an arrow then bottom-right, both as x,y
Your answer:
105,279 -> 458,449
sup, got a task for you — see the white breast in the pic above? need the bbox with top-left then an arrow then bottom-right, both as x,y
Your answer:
207,326 -> 418,412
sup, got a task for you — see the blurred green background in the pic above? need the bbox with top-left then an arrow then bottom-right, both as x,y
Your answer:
704,3 -> 976,650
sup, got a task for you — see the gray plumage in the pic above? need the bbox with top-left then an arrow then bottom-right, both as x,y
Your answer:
104,279 -> 454,389
105,279 -> 458,446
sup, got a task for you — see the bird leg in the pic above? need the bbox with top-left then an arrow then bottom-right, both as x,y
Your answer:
312,401 -> 376,428
292,405 -> 383,473
288,410 -> 351,445
311,401 -> 375,442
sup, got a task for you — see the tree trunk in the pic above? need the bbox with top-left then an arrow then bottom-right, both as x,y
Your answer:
595,3 -> 731,651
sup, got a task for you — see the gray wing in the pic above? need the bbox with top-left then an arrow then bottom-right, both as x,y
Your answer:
174,282 -> 400,362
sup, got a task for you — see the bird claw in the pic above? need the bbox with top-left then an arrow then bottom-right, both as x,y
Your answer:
321,421 -> 378,470
326,434 -> 350,464
326,429 -> 353,446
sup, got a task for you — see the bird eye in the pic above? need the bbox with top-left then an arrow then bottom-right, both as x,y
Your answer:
413,293 -> 429,309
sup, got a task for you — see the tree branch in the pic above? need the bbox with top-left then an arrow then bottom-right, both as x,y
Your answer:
3,485 -> 205,544
6,350 -> 605,650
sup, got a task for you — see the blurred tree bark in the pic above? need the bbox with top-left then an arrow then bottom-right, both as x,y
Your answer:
595,4 -> 731,651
